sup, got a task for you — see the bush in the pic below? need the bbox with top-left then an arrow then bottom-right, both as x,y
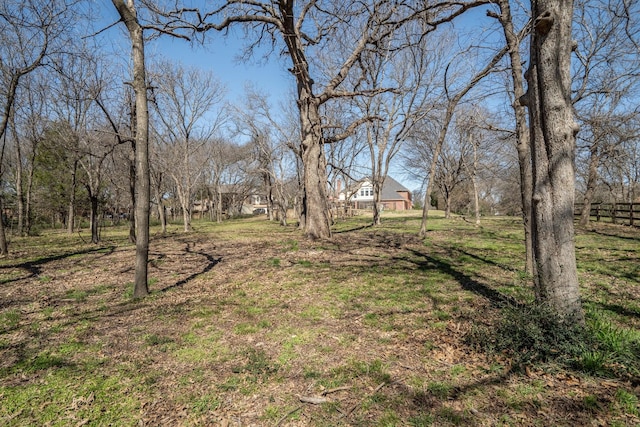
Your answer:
466,303 -> 640,380
466,303 -> 587,368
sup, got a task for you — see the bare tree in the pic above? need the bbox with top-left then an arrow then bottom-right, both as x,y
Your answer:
0,0 -> 76,254
356,20 -> 436,226
150,61 -> 227,232
149,138 -> 168,232
418,45 -> 508,237
571,0 -> 640,226
434,129 -> 468,219
520,0 -> 583,320
487,0 -> 534,273
456,109 -> 491,225
234,88 -> 298,225
8,73 -> 50,236
111,0 -> 151,298
142,0 -> 488,239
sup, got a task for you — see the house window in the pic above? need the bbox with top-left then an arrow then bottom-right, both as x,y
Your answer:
360,189 -> 365,196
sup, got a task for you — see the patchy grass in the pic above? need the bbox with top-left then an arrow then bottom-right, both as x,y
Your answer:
0,212 -> 638,426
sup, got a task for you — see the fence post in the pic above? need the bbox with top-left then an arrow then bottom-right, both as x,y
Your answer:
631,203 -> 635,227
612,203 -> 617,224
596,204 -> 601,222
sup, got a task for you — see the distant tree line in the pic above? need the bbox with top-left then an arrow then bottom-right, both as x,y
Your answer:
1,0 -> 639,317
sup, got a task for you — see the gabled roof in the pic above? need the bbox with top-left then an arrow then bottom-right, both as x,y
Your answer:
345,176 -> 411,200
380,176 -> 411,201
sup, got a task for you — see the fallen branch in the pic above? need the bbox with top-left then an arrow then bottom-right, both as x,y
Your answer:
299,396 -> 329,404
275,405 -> 302,426
321,386 -> 351,396
341,382 -> 388,418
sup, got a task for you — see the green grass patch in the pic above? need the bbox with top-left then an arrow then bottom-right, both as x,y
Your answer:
1,213 -> 638,426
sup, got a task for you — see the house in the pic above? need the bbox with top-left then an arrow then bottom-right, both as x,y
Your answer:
339,176 -> 412,211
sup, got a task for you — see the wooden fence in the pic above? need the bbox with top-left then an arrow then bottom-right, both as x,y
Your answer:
574,202 -> 639,227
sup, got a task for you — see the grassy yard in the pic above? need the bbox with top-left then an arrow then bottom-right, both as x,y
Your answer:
0,211 -> 638,426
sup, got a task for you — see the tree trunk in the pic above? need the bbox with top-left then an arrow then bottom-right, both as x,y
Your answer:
154,185 -> 167,233
182,206 -> 191,232
524,0 -> 583,320
0,195 -> 8,256
472,178 -> 480,225
372,180 -> 383,226
67,159 -> 78,234
113,0 -> 150,298
494,0 -> 534,275
14,132 -> 24,236
419,119 -> 450,236
128,144 -> 136,243
299,100 -> 331,239
444,192 -> 452,219
579,144 -> 599,226
175,185 -> 191,232
89,193 -> 99,244
277,1 -> 331,240
25,150 -> 36,235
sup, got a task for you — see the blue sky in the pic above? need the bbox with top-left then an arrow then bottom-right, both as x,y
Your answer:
98,3 -> 504,193
100,3 -> 293,107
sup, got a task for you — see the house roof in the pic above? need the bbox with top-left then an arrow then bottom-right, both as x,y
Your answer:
345,176 -> 410,200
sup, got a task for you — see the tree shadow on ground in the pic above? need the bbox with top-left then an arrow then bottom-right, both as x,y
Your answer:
159,244 -> 222,292
0,246 -> 116,286
593,302 -> 640,319
406,248 -> 521,308
590,227 -> 640,242
390,368 -> 616,427
448,247 -> 520,272
333,224 -> 372,234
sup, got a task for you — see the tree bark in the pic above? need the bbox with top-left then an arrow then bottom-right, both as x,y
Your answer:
0,195 -> 7,256
300,124 -> 331,239
89,192 -> 99,244
67,159 -> 78,234
113,0 -> 150,298
128,145 -> 136,243
524,0 -> 583,320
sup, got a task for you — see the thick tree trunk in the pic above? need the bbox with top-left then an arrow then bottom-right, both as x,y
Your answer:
524,0 -> 583,320
300,132 -> 331,239
113,0 -> 150,298
296,86 -> 331,238
278,1 -> 331,240
444,193 -> 452,219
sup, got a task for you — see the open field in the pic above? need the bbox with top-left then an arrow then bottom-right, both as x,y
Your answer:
1,211 -> 639,426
